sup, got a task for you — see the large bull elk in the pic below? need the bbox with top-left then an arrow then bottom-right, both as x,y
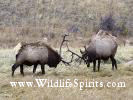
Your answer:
66,30 -> 118,72
81,30 -> 118,71
12,34 -> 71,76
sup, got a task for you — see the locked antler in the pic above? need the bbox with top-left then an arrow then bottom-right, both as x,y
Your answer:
61,59 -> 71,65
60,34 -> 72,65
66,44 -> 82,59
60,34 -> 87,65
59,34 -> 69,56
60,43 -> 75,65
66,43 -> 85,64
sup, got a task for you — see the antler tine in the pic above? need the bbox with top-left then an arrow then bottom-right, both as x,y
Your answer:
62,34 -> 69,41
60,34 -> 74,66
60,44 -> 74,65
66,43 -> 82,59
61,59 -> 70,66
59,34 -> 69,56
65,43 -> 74,63
84,45 -> 87,51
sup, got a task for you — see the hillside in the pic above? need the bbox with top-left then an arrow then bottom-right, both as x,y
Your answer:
0,0 -> 133,47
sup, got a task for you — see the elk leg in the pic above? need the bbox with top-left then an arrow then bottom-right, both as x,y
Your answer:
98,59 -> 101,71
20,64 -> 24,76
41,64 -> 45,74
113,58 -> 117,70
110,57 -> 115,70
33,64 -> 38,73
12,63 -> 20,77
93,60 -> 96,72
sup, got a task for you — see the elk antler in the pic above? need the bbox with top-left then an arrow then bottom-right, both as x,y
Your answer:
84,46 -> 87,51
60,34 -> 87,65
66,43 -> 84,64
80,49 -> 84,54
61,59 -> 71,65
59,34 -> 69,56
60,43 -> 76,65
60,34 -> 73,66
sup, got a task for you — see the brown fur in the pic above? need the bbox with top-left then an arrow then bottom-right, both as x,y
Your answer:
12,42 -> 61,76
82,30 -> 118,72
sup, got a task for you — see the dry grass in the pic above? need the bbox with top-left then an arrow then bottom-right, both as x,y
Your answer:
0,46 -> 133,100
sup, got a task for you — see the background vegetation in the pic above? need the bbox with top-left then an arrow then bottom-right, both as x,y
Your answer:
0,0 -> 133,48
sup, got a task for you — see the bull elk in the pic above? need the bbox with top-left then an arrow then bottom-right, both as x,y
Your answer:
12,34 -> 71,76
82,30 -> 118,71
67,30 -> 118,72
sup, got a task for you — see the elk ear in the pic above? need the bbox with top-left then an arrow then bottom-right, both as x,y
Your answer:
80,49 -> 84,54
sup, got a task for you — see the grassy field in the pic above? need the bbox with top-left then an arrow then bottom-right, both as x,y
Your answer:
0,46 -> 133,100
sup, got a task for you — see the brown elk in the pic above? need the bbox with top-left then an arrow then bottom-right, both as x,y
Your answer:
67,30 -> 118,72
12,34 -> 71,76
81,30 -> 118,71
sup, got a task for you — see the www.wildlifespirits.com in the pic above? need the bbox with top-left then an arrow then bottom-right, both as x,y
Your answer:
10,78 -> 126,90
